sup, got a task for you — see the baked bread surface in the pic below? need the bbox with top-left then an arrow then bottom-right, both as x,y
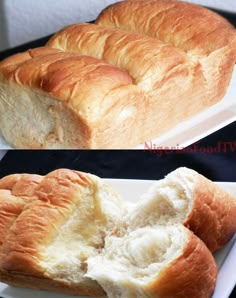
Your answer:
97,0 -> 236,102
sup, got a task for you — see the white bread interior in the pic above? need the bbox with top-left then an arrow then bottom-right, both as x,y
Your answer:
86,225 -> 186,292
39,173 -> 126,284
126,167 -> 236,252
127,167 -> 195,230
86,224 -> 216,298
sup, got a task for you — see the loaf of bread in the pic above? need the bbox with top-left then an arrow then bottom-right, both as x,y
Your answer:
0,0 -> 235,148
0,169 -> 125,296
0,167 -> 235,297
126,167 -> 236,252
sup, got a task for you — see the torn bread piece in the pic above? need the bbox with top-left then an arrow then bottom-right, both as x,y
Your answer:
127,167 -> 236,252
87,224 -> 217,298
0,169 -> 125,296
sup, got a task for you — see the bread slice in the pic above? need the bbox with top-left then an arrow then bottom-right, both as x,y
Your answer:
126,167 -> 236,252
86,224 -> 217,298
0,169 -> 125,296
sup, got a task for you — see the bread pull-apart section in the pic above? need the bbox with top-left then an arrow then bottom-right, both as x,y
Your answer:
86,224 -> 217,298
97,0 -> 236,102
0,169 -> 125,296
0,47 -> 144,149
127,167 -> 236,252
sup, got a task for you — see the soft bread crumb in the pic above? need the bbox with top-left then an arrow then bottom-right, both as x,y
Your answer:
86,225 -> 187,297
127,167 -> 196,230
39,173 -> 126,284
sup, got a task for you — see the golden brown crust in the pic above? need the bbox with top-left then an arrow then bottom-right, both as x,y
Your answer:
184,173 -> 236,252
0,47 -> 133,119
147,228 -> 217,298
47,23 -> 189,91
97,0 -> 236,103
97,0 -> 236,57
0,174 -> 42,250
0,46 -> 148,148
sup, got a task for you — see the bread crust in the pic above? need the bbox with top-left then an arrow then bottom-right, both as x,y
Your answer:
184,171 -> 236,252
97,0 -> 236,56
97,0 -> 236,103
0,47 -> 146,148
47,23 -> 189,91
147,227 -> 217,298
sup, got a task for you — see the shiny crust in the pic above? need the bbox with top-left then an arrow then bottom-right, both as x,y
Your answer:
47,23 -> 189,91
147,227 -> 217,298
0,174 -> 43,252
97,0 -> 236,56
97,0 -> 236,101
0,47 -> 133,118
184,171 -> 236,252
0,169 -> 125,296
0,47 -> 144,148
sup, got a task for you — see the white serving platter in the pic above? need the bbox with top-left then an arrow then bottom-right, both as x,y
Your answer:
0,68 -> 235,150
0,179 -> 235,298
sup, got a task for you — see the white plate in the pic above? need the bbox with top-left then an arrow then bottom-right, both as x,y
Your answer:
0,67 -> 236,150
0,179 -> 235,298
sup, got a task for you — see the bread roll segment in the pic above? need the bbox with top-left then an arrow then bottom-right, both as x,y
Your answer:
0,169 -> 125,296
86,225 -> 217,298
127,167 -> 236,252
